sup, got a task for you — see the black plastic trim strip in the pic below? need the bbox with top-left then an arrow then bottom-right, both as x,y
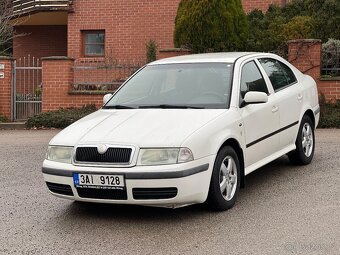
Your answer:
132,187 -> 178,200
314,106 -> 320,115
42,163 -> 209,179
246,121 -> 299,148
46,182 -> 73,196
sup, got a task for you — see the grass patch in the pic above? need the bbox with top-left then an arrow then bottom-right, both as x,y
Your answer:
26,104 -> 97,129
318,95 -> 340,128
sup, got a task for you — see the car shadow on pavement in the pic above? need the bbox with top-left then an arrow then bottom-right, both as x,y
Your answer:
67,198 -> 211,219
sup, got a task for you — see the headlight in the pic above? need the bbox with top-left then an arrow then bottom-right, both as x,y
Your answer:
137,148 -> 193,166
47,146 -> 73,163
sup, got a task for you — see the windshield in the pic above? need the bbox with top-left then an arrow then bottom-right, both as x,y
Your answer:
104,63 -> 234,109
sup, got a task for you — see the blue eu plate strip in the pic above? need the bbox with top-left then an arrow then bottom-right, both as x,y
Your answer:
73,173 -> 79,186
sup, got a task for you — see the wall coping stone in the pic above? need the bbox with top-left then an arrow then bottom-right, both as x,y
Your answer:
41,56 -> 75,61
69,90 -> 109,95
287,39 -> 322,44
319,77 -> 340,81
159,48 -> 191,53
0,56 -> 15,60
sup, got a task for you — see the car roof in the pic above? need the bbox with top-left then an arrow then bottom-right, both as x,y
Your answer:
149,52 -> 259,65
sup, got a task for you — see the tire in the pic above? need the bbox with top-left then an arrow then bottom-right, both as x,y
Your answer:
207,146 -> 241,211
288,115 -> 315,165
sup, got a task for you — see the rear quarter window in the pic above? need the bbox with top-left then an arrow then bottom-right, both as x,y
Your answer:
258,58 -> 297,91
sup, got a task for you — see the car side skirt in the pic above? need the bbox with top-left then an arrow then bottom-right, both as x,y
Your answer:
245,144 -> 295,175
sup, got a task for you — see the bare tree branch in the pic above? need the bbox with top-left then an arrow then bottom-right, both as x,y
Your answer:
0,0 -> 27,56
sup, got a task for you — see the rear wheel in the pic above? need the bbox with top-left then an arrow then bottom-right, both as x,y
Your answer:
208,146 -> 240,211
288,115 -> 315,165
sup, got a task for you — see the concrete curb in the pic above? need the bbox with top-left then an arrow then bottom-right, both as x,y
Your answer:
0,122 -> 26,130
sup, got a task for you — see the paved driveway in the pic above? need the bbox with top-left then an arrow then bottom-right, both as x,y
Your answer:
0,129 -> 339,255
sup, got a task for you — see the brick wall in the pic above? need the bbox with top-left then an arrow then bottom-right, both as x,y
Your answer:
288,39 -> 322,79
12,1 -> 284,63
0,57 -> 13,121
318,80 -> 340,101
42,57 -> 104,112
288,39 -> 340,101
13,25 -> 67,60
11,1 -> 287,63
67,0 -> 287,62
68,0 -> 182,62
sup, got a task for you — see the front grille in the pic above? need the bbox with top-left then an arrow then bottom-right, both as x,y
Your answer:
75,147 -> 132,164
76,187 -> 128,200
132,188 -> 178,200
46,182 -> 74,196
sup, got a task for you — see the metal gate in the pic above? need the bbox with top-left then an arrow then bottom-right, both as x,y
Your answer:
12,55 -> 42,120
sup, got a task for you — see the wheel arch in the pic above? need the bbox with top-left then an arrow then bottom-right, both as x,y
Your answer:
218,138 -> 245,188
303,109 -> 315,128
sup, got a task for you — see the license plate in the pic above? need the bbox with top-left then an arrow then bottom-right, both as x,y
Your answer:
73,173 -> 125,189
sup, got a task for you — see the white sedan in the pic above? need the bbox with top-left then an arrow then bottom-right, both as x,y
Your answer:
42,52 -> 320,210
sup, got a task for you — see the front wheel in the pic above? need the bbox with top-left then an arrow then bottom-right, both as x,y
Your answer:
207,146 -> 240,211
288,115 -> 315,165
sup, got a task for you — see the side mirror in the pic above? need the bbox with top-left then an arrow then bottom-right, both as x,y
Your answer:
103,93 -> 112,105
243,91 -> 268,105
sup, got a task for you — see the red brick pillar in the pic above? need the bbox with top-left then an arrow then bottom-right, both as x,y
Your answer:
41,56 -> 74,112
0,57 -> 14,121
287,39 -> 322,80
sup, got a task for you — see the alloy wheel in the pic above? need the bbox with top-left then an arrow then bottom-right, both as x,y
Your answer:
219,156 -> 238,201
302,123 -> 313,157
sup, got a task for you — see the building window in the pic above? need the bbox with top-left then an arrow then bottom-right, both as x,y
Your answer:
82,30 -> 105,57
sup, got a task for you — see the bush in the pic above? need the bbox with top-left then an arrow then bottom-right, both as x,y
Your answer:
0,115 -> 8,123
245,0 -> 340,55
26,104 -> 97,129
282,16 -> 313,41
174,0 -> 248,53
246,5 -> 301,55
245,8 -> 286,55
318,94 -> 340,128
322,38 -> 340,77
146,40 -> 158,63
306,0 -> 340,42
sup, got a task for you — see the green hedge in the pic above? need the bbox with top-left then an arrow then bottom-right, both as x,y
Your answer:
26,105 -> 96,129
0,115 -> 9,123
174,0 -> 248,53
319,97 -> 340,128
245,0 -> 340,56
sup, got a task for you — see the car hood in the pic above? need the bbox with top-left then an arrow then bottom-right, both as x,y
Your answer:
50,109 -> 226,147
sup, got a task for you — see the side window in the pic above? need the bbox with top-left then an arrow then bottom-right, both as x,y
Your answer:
240,61 -> 268,99
279,61 -> 297,85
258,58 -> 297,91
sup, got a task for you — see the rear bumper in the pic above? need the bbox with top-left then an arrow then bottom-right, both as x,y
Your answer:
42,155 -> 215,208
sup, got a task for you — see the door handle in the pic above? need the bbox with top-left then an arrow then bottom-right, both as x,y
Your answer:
297,94 -> 303,101
272,106 -> 279,113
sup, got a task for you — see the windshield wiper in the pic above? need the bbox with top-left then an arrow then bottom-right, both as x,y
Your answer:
139,104 -> 204,109
102,105 -> 135,109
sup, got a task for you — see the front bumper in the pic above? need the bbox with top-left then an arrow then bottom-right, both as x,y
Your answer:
42,155 -> 215,208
